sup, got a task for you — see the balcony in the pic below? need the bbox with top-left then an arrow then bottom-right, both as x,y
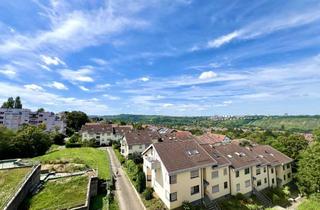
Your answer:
144,156 -> 160,170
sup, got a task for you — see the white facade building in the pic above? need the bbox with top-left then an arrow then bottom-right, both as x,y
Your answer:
0,108 -> 66,133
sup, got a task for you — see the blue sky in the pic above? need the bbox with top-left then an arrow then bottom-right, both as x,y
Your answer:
0,0 -> 320,116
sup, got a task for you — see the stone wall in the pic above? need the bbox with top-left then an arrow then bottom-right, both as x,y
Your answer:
71,175 -> 99,210
4,165 -> 41,210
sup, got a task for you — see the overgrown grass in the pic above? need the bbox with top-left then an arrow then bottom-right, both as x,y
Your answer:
219,194 -> 263,210
0,167 -> 32,208
298,194 -> 320,210
27,175 -> 88,210
34,147 -> 110,179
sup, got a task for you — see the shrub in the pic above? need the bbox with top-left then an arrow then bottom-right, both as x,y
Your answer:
235,193 -> 246,201
65,142 -> 82,148
182,201 -> 193,210
136,171 -> 146,193
143,187 -> 153,200
128,152 -> 143,164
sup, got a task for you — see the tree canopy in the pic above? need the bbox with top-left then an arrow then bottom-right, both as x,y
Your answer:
296,142 -> 320,195
1,96 -> 23,108
65,111 -> 89,136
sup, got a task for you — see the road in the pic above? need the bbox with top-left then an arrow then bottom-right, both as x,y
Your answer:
106,147 -> 145,210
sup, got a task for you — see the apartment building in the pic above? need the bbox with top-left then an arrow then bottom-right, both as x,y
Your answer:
142,139 -> 293,209
120,129 -> 160,157
80,123 -> 132,146
0,108 -> 66,133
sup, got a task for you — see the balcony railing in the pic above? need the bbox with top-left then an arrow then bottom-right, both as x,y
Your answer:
144,156 -> 160,170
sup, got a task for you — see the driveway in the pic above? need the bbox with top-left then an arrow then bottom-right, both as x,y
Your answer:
106,147 -> 145,210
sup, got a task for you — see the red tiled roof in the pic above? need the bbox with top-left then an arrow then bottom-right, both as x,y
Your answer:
153,140 -> 217,173
197,133 -> 228,144
124,129 -> 160,146
80,123 -> 113,134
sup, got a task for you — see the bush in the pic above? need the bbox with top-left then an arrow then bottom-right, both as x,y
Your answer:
128,152 -> 143,164
182,201 -> 193,210
235,193 -> 246,201
143,187 -> 153,200
136,171 -> 146,193
65,142 -> 82,148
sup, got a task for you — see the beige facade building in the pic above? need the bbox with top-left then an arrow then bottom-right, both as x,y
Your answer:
142,139 -> 293,209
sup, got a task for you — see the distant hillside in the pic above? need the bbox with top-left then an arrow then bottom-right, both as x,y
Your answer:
248,116 -> 320,132
93,114 -> 320,132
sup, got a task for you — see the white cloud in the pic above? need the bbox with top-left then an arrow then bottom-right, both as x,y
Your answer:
91,58 -> 108,65
39,64 -> 52,71
162,103 -> 173,108
139,77 -> 149,82
208,31 -> 240,48
60,68 -> 94,83
40,55 -> 65,66
96,83 -> 111,89
48,81 -> 68,90
199,71 -> 218,80
79,86 -> 90,91
103,94 -> 120,100
0,65 -> 17,79
0,82 -> 109,115
24,84 -> 43,91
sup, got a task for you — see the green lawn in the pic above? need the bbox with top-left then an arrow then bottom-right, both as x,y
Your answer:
28,175 -> 88,210
298,195 -> 320,210
34,147 -> 110,179
0,167 -> 32,208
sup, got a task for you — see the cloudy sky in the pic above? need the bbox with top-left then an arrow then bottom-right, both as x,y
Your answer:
0,0 -> 320,116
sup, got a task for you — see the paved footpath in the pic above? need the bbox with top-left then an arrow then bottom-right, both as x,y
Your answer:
106,147 -> 145,210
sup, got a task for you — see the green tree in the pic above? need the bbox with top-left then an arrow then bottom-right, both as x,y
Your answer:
14,96 -> 22,108
296,142 -> 320,195
37,108 -> 45,112
1,97 -> 15,108
136,170 -> 146,193
313,128 -> 320,142
65,111 -> 89,136
277,134 -> 308,159
0,127 -> 16,159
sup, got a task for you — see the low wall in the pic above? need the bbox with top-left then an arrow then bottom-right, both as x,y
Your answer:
5,164 -> 41,210
71,176 -> 98,210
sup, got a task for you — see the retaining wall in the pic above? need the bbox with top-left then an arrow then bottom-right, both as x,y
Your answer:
4,164 -> 41,210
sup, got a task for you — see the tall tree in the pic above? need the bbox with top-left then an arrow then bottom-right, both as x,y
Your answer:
66,111 -> 89,136
14,96 -> 22,108
277,134 -> 308,159
1,97 -> 15,108
297,142 -> 320,195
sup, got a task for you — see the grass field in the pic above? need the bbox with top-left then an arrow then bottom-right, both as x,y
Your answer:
28,175 -> 88,210
34,147 -> 110,179
0,167 -> 32,208
249,117 -> 320,131
298,195 -> 320,210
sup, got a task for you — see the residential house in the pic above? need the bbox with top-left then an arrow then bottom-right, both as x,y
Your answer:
142,138 -> 293,209
197,133 -> 231,145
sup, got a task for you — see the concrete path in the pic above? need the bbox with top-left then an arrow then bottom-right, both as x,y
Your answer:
106,147 -> 145,210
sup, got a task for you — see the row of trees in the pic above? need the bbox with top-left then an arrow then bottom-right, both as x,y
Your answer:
0,125 -> 65,159
1,96 -> 22,109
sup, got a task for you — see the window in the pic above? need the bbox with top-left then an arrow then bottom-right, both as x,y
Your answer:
272,178 -> 275,184
271,168 -> 274,174
236,171 -> 240,177
288,173 -> 291,179
129,145 -> 132,150
212,185 -> 219,193
256,168 -> 261,175
264,167 -> 266,173
283,175 -> 286,181
169,175 -> 177,184
212,171 -> 219,179
245,180 -> 251,188
170,192 -> 177,202
264,178 -> 267,184
244,168 -> 250,175
139,145 -> 143,149
224,168 -> 228,176
191,185 -> 200,195
283,165 -> 285,170
236,183 -> 240,192
224,181 -> 228,189
190,170 -> 199,179
257,180 -> 262,186
287,164 -> 291,169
